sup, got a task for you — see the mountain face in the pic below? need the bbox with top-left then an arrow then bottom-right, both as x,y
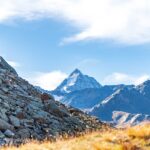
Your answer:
89,87 -> 150,121
136,80 -> 150,99
112,111 -> 150,127
54,69 -> 101,94
60,85 -> 126,110
0,57 -> 105,146
52,69 -> 124,110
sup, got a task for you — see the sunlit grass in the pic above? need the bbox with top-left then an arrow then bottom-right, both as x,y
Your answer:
2,122 -> 150,150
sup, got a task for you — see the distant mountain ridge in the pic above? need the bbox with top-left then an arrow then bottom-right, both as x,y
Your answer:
89,87 -> 150,121
60,85 -> 127,110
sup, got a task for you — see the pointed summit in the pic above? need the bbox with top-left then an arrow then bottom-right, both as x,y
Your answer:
69,69 -> 82,79
70,68 -> 82,75
0,56 -> 17,75
55,69 -> 101,93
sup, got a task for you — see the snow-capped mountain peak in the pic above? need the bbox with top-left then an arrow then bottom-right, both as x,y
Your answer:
67,69 -> 81,87
70,68 -> 82,76
54,69 -> 101,94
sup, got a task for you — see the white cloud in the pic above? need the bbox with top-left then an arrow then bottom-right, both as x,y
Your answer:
103,72 -> 150,85
7,60 -> 21,67
0,0 -> 150,44
28,71 -> 67,90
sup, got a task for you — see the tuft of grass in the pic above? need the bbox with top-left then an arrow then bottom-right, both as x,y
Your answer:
127,122 -> 150,139
1,122 -> 150,150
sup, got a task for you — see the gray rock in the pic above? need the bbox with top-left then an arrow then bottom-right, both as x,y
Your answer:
0,78 -> 3,85
4,130 -> 15,138
2,87 -> 9,93
0,131 -> 5,139
0,139 -> 6,146
45,100 -> 69,117
0,119 -> 14,130
17,129 -> 30,139
0,108 -> 8,122
9,116 -> 20,127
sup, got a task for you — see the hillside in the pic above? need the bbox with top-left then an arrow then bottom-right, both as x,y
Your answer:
0,56 -> 106,146
2,122 -> 150,150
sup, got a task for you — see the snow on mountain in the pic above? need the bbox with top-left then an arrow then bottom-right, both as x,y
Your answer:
112,111 -> 150,127
60,85 -> 126,109
89,87 -> 150,121
136,80 -> 150,99
54,69 -> 101,94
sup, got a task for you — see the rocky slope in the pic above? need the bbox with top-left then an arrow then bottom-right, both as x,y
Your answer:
0,57 -> 106,146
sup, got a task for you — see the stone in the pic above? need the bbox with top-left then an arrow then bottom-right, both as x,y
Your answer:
41,93 -> 53,101
0,139 -> 6,146
17,129 -> 30,139
0,119 -> 14,130
16,111 -> 26,119
4,130 -> 15,138
0,131 -> 5,139
2,87 -> 9,93
0,78 -> 3,85
9,115 -> 20,127
45,100 -> 69,117
0,108 -> 8,122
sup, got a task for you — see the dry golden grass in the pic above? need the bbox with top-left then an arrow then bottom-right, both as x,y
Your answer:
2,123 -> 150,150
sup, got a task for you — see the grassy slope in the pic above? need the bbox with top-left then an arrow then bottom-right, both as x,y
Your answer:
2,123 -> 150,150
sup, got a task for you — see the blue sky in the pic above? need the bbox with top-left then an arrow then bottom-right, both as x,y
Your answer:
0,0 -> 150,90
